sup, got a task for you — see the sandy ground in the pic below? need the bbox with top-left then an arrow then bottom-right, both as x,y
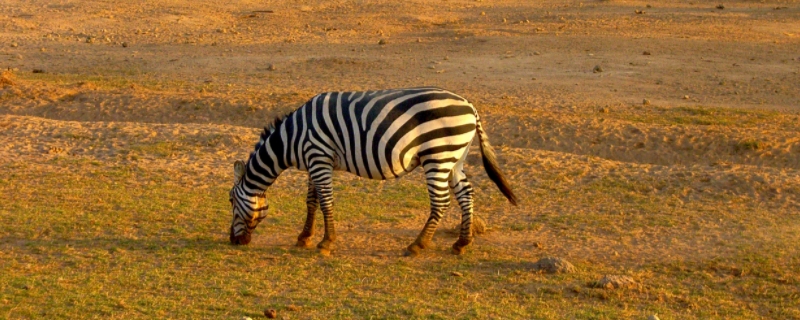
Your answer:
1,0 -> 800,317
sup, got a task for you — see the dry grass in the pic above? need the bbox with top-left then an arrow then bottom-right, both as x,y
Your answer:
2,0 -> 800,318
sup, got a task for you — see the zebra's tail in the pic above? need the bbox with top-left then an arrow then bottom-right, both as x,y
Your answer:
475,114 -> 518,206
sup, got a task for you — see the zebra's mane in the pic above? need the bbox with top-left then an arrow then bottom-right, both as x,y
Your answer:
248,112 -> 291,162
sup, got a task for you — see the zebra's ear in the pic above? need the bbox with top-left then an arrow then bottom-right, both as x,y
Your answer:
233,160 -> 246,184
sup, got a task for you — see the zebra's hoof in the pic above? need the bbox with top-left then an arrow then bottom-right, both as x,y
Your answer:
316,239 -> 335,251
451,237 -> 472,255
403,248 -> 420,257
296,237 -> 313,248
404,242 -> 425,257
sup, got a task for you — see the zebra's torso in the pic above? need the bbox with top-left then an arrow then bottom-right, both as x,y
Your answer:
284,87 -> 478,180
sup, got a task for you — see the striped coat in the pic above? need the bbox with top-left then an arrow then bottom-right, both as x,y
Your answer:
229,87 -> 516,256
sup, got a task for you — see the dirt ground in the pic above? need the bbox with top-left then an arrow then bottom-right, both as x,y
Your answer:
2,0 -> 800,319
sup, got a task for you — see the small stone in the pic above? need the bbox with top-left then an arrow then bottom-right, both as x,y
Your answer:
378,39 -> 387,45
532,257 -> 576,274
635,10 -> 645,14
643,98 -> 651,105
593,65 -> 604,73
86,37 -> 94,43
32,69 -> 45,74
534,51 -> 541,55
532,242 -> 543,249
267,64 -> 277,71
591,275 -> 638,289
598,106 -> 609,113
264,309 -> 277,318
648,315 -> 660,320
240,317 -> 252,320
10,42 -> 18,48
716,4 -> 725,9
450,271 -> 463,277
642,50 -> 651,55
480,11 -> 486,16
121,42 -> 128,48
683,95 -> 690,100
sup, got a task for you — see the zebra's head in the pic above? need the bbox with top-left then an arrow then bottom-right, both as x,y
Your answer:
229,160 -> 268,245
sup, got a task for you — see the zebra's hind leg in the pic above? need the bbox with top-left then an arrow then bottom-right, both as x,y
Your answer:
296,179 -> 318,248
405,167 -> 452,257
450,170 -> 475,255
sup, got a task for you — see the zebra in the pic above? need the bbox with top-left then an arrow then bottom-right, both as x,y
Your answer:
228,87 -> 517,256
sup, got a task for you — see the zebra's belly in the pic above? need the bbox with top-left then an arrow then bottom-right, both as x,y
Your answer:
333,154 -> 420,180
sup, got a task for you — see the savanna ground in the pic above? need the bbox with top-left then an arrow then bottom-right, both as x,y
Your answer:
1,0 -> 800,318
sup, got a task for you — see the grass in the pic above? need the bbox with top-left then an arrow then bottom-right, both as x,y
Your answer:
1,151 -> 798,319
606,105 -> 787,129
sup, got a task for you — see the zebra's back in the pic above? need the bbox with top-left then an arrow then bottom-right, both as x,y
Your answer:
295,87 -> 478,180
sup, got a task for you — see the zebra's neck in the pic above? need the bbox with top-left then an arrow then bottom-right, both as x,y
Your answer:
240,123 -> 293,194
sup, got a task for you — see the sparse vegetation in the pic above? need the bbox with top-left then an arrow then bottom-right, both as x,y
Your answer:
2,0 -> 800,319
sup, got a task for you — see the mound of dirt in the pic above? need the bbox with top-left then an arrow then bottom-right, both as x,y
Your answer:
591,275 -> 638,289
532,257 -> 576,274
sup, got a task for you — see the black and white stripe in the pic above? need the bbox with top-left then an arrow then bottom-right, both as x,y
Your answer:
229,87 -> 517,255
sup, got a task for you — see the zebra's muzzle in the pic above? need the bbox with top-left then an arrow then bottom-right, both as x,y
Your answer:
230,228 -> 252,245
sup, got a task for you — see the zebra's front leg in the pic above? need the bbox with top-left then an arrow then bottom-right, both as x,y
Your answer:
314,183 -> 336,253
405,181 -> 451,257
309,164 -> 336,254
296,179 -> 318,248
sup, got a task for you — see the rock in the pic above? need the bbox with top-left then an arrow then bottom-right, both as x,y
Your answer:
532,257 -> 576,274
378,39 -> 387,45
591,275 -> 638,289
534,51 -> 541,55
643,50 -> 651,55
472,216 -> 487,234
683,95 -> 690,100
593,65 -> 604,73
86,37 -> 94,43
267,64 -> 277,71
10,42 -> 18,48
450,271 -> 463,277
32,69 -> 45,74
240,317 -> 252,320
648,315 -> 661,320
122,42 -> 128,48
0,71 -> 15,87
264,309 -> 277,318
635,10 -> 645,14
598,106 -> 609,113
716,4 -> 725,9
643,98 -> 651,105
